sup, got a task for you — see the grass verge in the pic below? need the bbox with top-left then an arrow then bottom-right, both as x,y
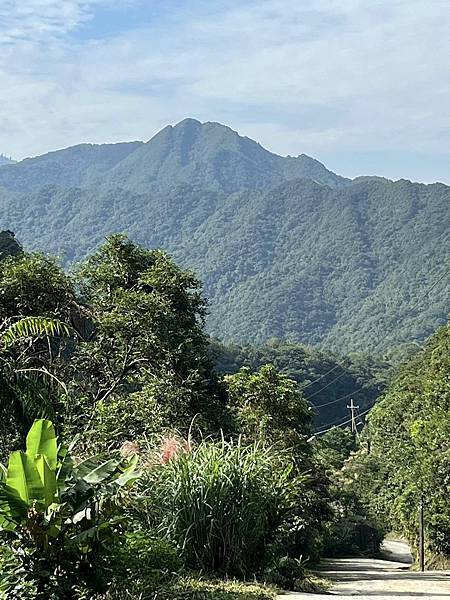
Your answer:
167,575 -> 278,599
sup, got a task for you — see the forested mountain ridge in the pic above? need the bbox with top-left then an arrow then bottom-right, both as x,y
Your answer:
0,141 -> 143,192
0,119 -> 448,353
0,119 -> 345,193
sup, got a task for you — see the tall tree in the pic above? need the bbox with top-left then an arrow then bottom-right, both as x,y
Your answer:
69,235 -> 227,447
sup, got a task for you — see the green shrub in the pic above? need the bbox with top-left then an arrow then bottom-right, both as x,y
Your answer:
163,575 -> 277,599
143,438 -> 304,576
322,515 -> 381,557
100,575 -> 276,600
263,555 -> 305,590
99,530 -> 181,599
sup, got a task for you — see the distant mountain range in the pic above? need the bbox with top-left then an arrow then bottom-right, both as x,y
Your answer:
0,119 -> 448,353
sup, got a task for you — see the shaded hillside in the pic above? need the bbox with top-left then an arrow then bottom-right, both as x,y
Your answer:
0,142 -> 142,192
211,339 -> 390,427
0,119 -> 448,352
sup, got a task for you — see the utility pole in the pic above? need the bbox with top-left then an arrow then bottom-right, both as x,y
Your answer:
347,398 -> 359,434
419,494 -> 425,572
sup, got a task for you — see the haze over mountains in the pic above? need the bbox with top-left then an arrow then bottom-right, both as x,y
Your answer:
0,118 -> 448,353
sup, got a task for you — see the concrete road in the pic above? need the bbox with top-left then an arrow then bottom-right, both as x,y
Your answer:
278,541 -> 450,599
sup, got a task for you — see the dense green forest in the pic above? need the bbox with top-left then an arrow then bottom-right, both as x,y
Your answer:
0,119 -> 448,354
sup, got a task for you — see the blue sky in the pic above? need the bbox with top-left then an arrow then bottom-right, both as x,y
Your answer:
1,0 -> 449,183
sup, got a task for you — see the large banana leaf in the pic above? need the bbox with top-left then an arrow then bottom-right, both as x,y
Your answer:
115,455 -> 141,487
26,419 -> 57,469
114,468 -> 141,488
0,484 -> 28,529
6,451 -> 45,505
34,455 -> 57,506
75,457 -> 119,484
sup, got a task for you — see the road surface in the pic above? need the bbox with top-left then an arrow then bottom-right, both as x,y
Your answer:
278,540 -> 450,599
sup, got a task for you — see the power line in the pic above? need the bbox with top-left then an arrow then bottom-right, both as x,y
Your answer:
307,254 -> 449,436
301,363 -> 341,389
314,407 -> 372,436
382,229 -> 449,315
315,406 -> 364,431
407,265 -> 450,314
311,265 -> 449,411
314,385 -> 367,408
305,365 -> 350,399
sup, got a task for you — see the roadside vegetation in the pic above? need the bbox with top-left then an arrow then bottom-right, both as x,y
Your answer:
346,320 -> 450,567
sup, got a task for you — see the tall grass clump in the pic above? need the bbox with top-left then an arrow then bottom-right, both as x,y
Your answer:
143,438 -> 305,575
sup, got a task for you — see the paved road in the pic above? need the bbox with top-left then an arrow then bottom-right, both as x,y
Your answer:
278,541 -> 450,599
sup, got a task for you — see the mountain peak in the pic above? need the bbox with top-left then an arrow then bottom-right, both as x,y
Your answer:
173,117 -> 203,129
109,118 -> 347,194
0,119 -> 347,195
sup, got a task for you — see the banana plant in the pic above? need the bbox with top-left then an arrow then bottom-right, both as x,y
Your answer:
0,420 -> 54,530
0,419 -> 141,553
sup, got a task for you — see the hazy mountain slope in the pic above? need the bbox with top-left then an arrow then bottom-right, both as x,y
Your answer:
0,141 -> 143,192
0,119 -> 448,353
105,118 -> 348,193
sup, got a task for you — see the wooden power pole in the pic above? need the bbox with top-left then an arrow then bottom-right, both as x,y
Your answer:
347,398 -> 359,434
419,494 -> 425,572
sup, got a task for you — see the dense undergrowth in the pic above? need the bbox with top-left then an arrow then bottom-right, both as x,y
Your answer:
346,320 -> 450,564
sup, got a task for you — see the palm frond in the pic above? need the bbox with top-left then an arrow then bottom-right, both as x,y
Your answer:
1,317 -> 73,348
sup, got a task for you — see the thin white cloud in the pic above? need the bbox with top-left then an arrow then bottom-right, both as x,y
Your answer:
0,0 -> 104,44
0,0 -> 449,183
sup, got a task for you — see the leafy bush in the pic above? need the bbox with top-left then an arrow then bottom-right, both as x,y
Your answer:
100,575 -> 276,600
99,530 -> 182,599
162,575 -> 277,599
263,555 -> 305,590
322,515 -> 381,557
143,438 -> 305,576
